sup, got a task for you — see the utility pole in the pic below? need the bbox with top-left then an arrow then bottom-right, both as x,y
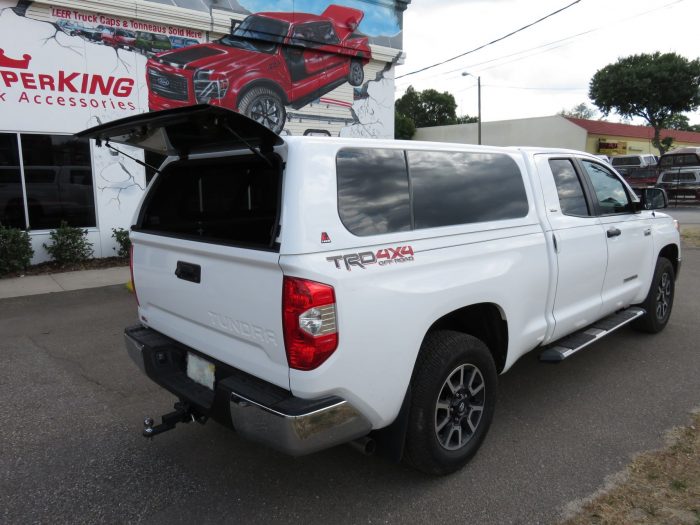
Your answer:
462,72 -> 482,145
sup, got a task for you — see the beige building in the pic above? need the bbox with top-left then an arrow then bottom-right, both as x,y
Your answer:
414,115 -> 700,156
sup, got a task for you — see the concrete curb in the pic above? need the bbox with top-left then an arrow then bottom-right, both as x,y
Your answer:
0,266 -> 131,300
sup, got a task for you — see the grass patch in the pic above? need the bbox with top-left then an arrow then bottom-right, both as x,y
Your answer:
562,412 -> 700,525
681,226 -> 700,248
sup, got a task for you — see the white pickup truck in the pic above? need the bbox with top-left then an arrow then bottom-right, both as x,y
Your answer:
78,106 -> 681,475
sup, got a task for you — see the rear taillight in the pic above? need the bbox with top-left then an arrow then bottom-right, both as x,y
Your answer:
282,277 -> 338,371
129,244 -> 139,306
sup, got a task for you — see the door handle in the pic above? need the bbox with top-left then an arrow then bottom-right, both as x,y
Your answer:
175,261 -> 201,283
606,227 -> 622,238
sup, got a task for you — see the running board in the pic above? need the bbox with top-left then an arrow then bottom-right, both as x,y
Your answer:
539,307 -> 646,362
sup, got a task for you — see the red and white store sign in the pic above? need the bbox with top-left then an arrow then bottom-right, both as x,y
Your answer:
0,51 -> 136,111
0,1 -> 203,132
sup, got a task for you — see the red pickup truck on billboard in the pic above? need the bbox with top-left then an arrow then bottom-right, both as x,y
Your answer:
145,5 -> 371,133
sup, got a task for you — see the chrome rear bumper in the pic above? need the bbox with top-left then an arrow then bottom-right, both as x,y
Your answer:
124,325 -> 371,456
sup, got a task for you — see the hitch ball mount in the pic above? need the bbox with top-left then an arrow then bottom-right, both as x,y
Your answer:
143,401 -> 207,438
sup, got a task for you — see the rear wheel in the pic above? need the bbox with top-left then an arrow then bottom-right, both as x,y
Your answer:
347,60 -> 364,87
633,257 -> 675,333
404,330 -> 497,475
238,87 -> 286,134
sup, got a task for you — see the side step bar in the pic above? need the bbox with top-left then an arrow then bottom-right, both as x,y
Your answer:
539,307 -> 646,362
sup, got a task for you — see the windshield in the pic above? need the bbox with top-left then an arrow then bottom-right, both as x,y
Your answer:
219,16 -> 289,54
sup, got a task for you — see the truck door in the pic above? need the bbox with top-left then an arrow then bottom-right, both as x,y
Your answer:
535,156 -> 607,341
578,159 -> 655,314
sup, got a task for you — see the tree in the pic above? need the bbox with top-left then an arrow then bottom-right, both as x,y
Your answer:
456,115 -> 478,124
395,85 -> 459,128
558,102 -> 597,120
589,52 -> 700,154
395,111 -> 416,139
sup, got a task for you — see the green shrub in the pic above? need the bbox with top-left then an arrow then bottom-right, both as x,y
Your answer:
43,221 -> 93,265
111,227 -> 131,258
0,224 -> 34,276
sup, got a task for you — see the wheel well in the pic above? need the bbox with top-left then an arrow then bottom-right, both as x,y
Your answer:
659,244 -> 679,277
426,303 -> 508,373
236,80 -> 288,107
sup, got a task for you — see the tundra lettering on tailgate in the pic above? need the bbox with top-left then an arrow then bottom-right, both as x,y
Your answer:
326,246 -> 415,271
207,311 -> 278,347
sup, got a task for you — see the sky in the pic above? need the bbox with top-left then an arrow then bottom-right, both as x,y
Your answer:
395,0 -> 700,126
239,0 -> 402,36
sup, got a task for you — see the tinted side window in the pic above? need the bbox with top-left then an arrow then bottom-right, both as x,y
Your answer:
581,160 -> 632,215
408,151 -> 528,229
336,149 -> 411,236
549,159 -> 589,216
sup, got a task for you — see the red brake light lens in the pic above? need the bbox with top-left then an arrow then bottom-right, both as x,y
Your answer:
129,244 -> 139,306
282,277 -> 338,371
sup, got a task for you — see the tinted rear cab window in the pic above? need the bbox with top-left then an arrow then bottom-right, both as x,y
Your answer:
138,154 -> 281,250
336,148 -> 528,236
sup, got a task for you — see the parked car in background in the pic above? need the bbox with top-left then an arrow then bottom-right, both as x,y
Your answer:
56,20 -> 85,36
656,147 -> 700,201
594,154 -> 610,163
78,25 -> 105,42
610,154 -> 657,176
621,167 -> 660,195
169,36 -> 200,49
135,32 -> 172,54
146,5 -> 371,133
102,28 -> 137,49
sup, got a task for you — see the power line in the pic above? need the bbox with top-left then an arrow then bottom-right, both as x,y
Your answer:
396,0 -> 685,87
395,0 -> 582,80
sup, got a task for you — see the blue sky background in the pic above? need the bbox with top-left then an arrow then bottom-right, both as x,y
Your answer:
239,0 -> 401,37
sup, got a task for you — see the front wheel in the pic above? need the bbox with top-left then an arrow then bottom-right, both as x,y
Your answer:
633,257 -> 675,333
404,331 -> 497,475
238,87 -> 286,134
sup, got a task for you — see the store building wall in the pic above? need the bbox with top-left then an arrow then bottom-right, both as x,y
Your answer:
414,116 -> 588,150
0,0 -> 409,263
586,135 -> 700,156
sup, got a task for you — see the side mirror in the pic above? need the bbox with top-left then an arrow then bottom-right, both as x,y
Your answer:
640,188 -> 668,210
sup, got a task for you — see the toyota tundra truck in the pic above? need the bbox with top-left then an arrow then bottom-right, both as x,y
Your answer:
77,105 -> 681,475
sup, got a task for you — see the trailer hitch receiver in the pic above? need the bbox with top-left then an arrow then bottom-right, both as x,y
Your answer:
143,401 -> 207,438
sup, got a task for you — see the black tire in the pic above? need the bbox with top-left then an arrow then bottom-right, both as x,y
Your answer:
347,59 -> 364,87
404,330 -> 497,475
237,87 -> 286,134
632,257 -> 675,333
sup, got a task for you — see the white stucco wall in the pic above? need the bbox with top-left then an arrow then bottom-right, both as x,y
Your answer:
414,115 -> 588,150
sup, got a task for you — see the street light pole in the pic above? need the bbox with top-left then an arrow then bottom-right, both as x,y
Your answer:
476,76 -> 481,145
462,72 -> 482,145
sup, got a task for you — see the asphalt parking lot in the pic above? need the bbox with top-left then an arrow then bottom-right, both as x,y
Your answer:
1,249 -> 699,524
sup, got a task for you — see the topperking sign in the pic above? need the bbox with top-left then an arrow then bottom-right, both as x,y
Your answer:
0,2 -> 203,133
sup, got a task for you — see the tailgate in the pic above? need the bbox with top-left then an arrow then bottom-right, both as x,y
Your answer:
132,232 -> 288,389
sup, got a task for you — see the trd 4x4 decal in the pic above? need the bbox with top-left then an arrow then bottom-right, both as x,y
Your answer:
326,246 -> 414,271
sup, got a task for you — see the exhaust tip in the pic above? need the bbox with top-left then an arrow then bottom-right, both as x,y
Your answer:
349,436 -> 376,456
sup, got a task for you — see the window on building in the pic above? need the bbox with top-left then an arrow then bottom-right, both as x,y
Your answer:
0,133 -> 95,230
0,133 -> 25,229
549,159 -> 590,216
